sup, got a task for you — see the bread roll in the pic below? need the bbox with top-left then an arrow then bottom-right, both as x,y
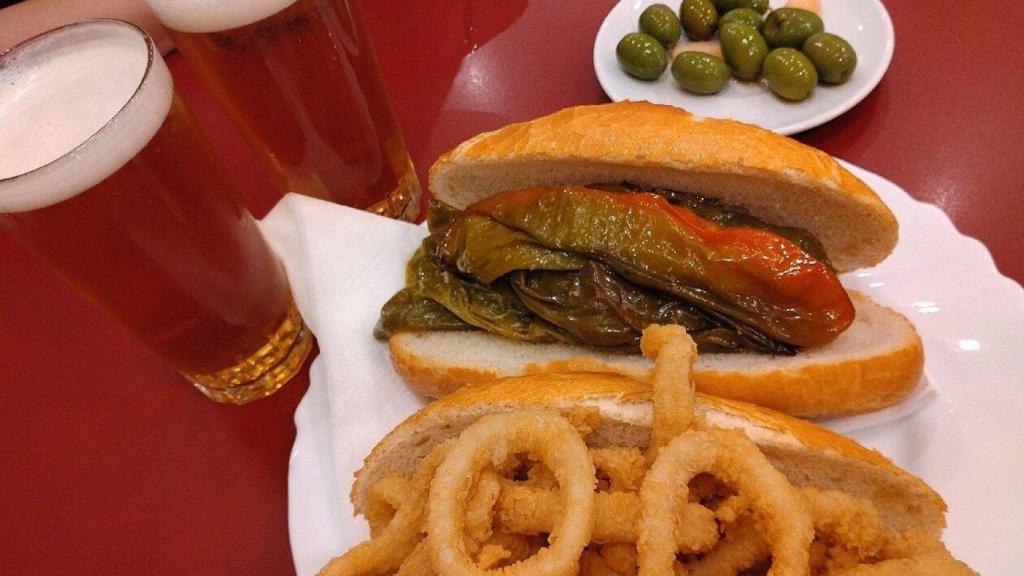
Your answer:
388,291 -> 923,417
352,372 -> 944,536
384,102 -> 919,417
429,101 -> 897,273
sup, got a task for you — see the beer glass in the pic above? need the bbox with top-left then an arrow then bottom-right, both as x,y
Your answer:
145,0 -> 422,220
0,20 -> 312,404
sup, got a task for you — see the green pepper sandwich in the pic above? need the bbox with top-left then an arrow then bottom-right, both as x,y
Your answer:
375,102 -> 923,418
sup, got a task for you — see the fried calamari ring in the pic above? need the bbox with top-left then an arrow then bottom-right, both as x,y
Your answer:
640,325 -> 699,463
800,487 -> 947,573
524,460 -> 558,488
600,543 -> 638,575
476,544 -> 512,570
396,541 -> 435,576
319,441 -> 452,576
580,549 -> 625,576
465,470 -> 502,544
495,484 -> 718,551
801,487 -> 893,572
365,473 -> 410,536
591,447 -> 647,492
483,531 -> 545,565
709,494 -> 751,527
426,412 -> 596,576
637,429 -> 814,576
683,516 -> 768,576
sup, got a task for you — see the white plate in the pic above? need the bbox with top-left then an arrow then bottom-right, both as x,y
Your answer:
594,0 -> 895,134
287,163 -> 1024,575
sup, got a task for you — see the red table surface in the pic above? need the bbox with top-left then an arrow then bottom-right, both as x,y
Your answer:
2,2 -> 1022,574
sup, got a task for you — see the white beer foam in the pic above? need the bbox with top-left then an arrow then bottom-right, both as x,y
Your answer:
0,21 -> 173,214
145,0 -> 299,33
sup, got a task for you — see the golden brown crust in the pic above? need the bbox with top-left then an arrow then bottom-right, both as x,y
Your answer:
693,331 -> 924,417
402,375 -> 894,471
428,101 -> 898,272
352,374 -> 945,531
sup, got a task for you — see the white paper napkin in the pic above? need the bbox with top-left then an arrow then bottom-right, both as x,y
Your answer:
259,193 -> 429,503
258,193 -> 937,571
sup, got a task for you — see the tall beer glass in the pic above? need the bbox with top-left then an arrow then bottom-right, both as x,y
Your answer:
0,20 -> 312,404
145,0 -> 422,219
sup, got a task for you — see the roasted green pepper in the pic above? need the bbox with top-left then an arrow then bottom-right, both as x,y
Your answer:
402,238 -> 573,343
437,214 -> 584,284
375,288 -> 471,339
461,186 -> 853,347
377,187 -> 853,354
510,261 -> 794,353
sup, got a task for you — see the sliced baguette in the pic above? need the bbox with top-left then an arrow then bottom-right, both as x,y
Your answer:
388,291 -> 924,418
429,101 -> 897,273
396,102 -> 916,416
351,372 -> 945,537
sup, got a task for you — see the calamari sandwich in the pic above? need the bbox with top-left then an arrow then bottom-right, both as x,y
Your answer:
323,326 -> 975,575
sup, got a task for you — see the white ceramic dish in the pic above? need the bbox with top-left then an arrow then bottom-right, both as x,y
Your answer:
593,0 -> 895,134
287,163 -> 1024,575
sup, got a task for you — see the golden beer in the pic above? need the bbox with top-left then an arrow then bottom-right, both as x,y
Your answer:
0,21 -> 312,403
146,0 -> 422,219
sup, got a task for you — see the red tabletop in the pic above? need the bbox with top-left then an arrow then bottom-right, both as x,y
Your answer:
2,2 -> 1022,574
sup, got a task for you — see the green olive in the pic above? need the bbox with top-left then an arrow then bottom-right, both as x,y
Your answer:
719,23 -> 768,81
712,0 -> 768,15
801,32 -> 858,84
719,8 -> 763,31
680,0 -> 719,41
616,33 -> 668,80
762,8 -> 824,48
672,51 -> 731,95
762,47 -> 818,101
639,4 -> 682,48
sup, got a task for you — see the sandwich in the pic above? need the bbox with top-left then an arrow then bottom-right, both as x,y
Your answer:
321,326 -> 974,575
374,102 -> 922,418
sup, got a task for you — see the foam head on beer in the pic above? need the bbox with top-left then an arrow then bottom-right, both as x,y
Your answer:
144,0 -> 299,33
0,20 -> 172,213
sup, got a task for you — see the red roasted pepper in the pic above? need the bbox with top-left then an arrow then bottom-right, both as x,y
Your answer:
465,186 -> 855,347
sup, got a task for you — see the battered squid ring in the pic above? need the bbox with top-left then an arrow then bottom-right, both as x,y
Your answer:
365,473 -> 410,536
637,429 -> 814,576
319,441 -> 452,576
426,411 -> 596,576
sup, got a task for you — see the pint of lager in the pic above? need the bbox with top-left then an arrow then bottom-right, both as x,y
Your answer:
145,0 -> 422,219
0,21 -> 312,404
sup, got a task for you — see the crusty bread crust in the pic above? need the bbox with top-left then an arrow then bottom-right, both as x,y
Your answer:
387,292 -> 924,418
693,312 -> 923,416
428,101 -> 898,273
351,373 -> 945,536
